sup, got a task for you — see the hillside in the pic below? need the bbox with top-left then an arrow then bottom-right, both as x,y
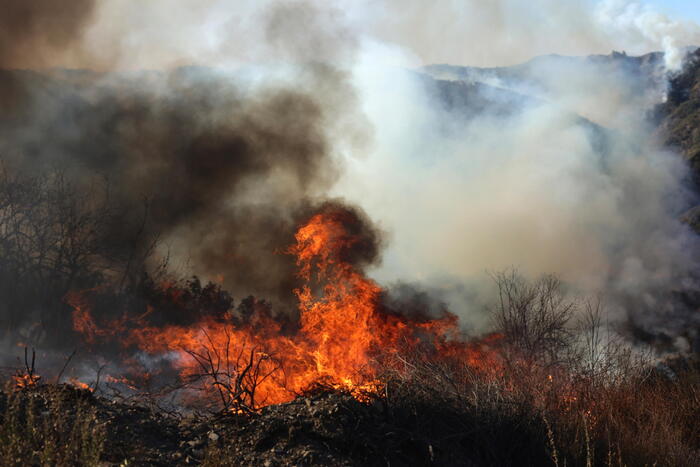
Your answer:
3,359 -> 699,466
657,48 -> 700,176
422,51 -> 667,105
425,50 -> 700,234
656,48 -> 700,232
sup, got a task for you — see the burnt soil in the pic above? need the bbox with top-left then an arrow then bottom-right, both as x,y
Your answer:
0,384 -> 462,467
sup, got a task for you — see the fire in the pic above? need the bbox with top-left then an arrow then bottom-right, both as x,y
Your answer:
69,207 -> 503,411
104,376 -> 138,390
12,347 -> 41,389
68,378 -> 93,391
12,373 -> 41,389
69,291 -> 109,345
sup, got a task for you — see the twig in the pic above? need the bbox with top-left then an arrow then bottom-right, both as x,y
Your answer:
56,349 -> 77,384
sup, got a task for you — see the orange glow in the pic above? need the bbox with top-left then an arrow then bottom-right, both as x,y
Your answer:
68,378 -> 93,391
104,375 -> 138,390
12,373 -> 40,389
69,209 -> 504,410
67,289 -> 122,345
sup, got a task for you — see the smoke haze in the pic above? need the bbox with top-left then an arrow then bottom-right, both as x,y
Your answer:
1,0 -> 699,350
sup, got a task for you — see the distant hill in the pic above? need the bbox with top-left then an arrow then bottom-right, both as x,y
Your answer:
0,51 -> 696,214
423,50 -> 700,232
422,51 -> 666,101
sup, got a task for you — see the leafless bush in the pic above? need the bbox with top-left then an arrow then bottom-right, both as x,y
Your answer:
0,163 -> 162,344
11,347 -> 40,389
491,271 -> 575,363
184,327 -> 282,414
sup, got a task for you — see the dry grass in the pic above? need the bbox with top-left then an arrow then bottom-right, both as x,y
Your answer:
377,350 -> 699,466
0,384 -> 105,467
375,273 -> 700,466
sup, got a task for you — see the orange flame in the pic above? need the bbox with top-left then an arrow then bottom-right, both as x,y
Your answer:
69,209 -> 503,410
68,378 -> 93,391
12,373 -> 40,389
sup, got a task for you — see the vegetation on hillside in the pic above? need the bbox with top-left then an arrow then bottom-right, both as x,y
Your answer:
657,49 -> 700,181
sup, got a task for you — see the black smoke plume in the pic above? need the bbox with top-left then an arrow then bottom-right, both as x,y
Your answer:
0,64 -> 369,348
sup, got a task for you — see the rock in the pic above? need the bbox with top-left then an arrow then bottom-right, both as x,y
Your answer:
187,439 -> 203,449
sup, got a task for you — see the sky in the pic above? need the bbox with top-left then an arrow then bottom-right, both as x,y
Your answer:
647,0 -> 700,24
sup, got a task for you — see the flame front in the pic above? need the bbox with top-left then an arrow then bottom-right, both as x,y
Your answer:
70,209 -> 501,410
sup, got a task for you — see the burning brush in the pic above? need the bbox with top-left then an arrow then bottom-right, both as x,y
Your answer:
12,347 -> 41,389
65,205 -> 504,412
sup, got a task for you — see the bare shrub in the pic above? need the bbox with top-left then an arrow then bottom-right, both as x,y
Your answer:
370,272 -> 700,466
0,164 -> 161,345
491,271 -> 575,364
184,328 -> 282,414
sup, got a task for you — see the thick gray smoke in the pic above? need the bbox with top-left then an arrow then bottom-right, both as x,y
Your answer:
0,70 -> 366,307
1,0 -> 699,364
34,0 -> 697,71
0,1 -> 370,353
349,0 -> 700,70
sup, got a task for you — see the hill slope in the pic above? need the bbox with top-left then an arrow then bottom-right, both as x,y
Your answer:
656,48 -> 700,231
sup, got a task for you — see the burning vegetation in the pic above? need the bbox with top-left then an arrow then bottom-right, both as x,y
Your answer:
2,194 -> 698,465
0,4 -> 699,462
64,205 -> 503,413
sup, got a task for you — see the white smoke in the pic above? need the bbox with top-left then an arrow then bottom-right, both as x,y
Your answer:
595,0 -> 700,70
325,3 -> 700,331
334,44 -> 699,329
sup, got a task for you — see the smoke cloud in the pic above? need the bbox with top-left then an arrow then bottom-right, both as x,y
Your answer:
333,37 -> 700,338
0,0 -> 96,69
351,0 -> 700,69
0,2 -> 371,321
1,0 -> 699,354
